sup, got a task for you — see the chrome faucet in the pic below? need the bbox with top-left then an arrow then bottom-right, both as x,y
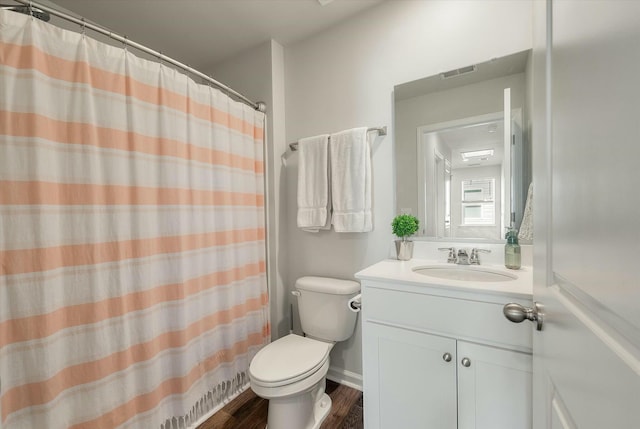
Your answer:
440,247 -> 491,265
470,248 -> 491,265
457,249 -> 470,265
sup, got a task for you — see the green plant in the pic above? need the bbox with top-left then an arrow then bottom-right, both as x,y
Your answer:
391,214 -> 419,241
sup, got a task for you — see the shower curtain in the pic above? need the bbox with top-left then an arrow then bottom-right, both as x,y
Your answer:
0,10 -> 269,429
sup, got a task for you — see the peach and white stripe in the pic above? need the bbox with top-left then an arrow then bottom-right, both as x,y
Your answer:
0,67 -> 263,153
1,241 -> 264,319
0,137 -> 262,191
0,10 -> 269,429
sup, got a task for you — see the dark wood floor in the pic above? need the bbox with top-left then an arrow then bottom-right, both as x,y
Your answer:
198,379 -> 363,429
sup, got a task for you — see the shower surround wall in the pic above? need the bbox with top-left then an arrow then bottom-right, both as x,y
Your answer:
282,0 -> 533,384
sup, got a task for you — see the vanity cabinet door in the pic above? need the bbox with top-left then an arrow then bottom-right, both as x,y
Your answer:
457,341 -> 532,429
363,322 -> 457,429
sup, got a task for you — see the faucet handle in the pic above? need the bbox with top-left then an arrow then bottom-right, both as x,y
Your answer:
438,247 -> 457,263
470,248 -> 491,265
471,248 -> 491,255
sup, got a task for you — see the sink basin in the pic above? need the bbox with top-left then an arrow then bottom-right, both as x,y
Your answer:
412,265 -> 517,282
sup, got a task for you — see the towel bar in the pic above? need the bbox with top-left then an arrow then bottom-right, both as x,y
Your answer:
289,126 -> 387,151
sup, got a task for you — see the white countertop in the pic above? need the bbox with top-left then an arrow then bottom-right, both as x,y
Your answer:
355,258 -> 533,300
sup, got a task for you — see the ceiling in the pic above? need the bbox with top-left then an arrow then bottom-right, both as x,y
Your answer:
47,0 -> 384,70
432,119 -> 505,170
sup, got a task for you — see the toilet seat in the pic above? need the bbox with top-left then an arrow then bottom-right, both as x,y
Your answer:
250,334 -> 332,388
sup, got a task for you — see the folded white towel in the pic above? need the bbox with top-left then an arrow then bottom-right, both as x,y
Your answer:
330,127 -> 372,233
297,134 -> 331,232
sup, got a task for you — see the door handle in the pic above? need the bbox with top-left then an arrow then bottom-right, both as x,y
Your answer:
503,302 -> 544,331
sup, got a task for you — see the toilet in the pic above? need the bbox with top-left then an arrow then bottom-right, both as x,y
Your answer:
249,276 -> 360,429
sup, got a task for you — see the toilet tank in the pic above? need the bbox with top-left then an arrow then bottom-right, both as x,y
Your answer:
295,276 -> 360,342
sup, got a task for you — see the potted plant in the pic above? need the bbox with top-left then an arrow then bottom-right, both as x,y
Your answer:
391,214 -> 419,260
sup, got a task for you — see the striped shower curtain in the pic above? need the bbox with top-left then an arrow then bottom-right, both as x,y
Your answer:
0,10 -> 269,429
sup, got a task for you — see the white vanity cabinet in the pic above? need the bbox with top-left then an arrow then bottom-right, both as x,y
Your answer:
359,276 -> 533,429
457,340 -> 532,429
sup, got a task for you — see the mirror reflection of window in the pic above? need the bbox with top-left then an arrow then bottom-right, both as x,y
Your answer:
461,178 -> 495,226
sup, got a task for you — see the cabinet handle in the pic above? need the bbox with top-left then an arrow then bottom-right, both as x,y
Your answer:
442,352 -> 452,362
461,357 -> 471,367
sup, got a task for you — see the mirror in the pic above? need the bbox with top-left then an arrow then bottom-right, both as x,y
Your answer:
394,50 -> 532,241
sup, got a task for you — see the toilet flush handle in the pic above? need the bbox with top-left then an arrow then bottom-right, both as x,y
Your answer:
291,290 -> 301,297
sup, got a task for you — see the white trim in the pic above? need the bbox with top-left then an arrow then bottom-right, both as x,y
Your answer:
502,88 -> 512,233
545,0 -> 554,284
416,128 -> 428,235
433,149 -> 445,236
326,366 -> 363,391
551,283 -> 640,376
417,111 -> 504,135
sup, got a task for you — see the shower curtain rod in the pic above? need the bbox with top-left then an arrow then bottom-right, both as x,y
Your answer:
288,126 -> 387,151
11,0 -> 266,112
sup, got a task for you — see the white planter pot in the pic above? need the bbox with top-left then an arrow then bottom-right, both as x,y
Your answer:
395,240 -> 414,261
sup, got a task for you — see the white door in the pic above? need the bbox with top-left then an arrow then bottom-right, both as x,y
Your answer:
529,1 -> 640,427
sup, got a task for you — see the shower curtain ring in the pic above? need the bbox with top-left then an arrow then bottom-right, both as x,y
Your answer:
80,18 -> 86,38
123,35 -> 128,52
28,0 -> 33,20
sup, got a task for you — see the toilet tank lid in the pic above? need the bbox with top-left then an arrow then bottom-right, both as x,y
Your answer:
295,276 -> 360,295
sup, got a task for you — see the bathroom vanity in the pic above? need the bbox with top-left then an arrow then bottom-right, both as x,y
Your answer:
356,258 -> 533,429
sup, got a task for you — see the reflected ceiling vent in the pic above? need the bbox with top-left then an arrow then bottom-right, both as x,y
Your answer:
441,65 -> 477,79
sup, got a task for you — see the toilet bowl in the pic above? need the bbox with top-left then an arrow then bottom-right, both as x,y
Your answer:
250,334 -> 333,429
249,276 -> 360,429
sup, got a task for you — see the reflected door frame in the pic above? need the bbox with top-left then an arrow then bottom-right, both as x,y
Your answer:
416,111 -> 506,238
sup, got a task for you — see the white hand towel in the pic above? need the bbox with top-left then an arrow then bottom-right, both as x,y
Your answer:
297,134 -> 331,232
330,127 -> 372,232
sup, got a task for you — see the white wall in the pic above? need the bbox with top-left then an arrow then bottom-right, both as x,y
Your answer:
208,40 -> 290,341
284,0 -> 532,380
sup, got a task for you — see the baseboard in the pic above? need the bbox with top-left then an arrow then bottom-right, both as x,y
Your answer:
188,383 -> 250,428
326,366 -> 363,391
